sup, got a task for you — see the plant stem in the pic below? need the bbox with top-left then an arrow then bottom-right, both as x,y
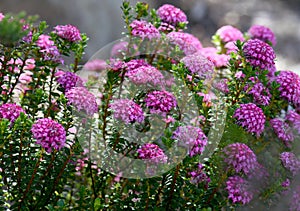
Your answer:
166,164 -> 180,210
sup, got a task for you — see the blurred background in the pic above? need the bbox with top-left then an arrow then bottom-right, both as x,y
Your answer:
1,0 -> 299,72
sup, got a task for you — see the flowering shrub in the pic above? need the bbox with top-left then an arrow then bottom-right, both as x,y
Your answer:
1,2 -> 300,210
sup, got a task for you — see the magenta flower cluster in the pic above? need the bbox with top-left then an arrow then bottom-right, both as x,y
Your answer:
290,186 -> 300,211
248,25 -> 276,46
109,99 -> 144,124
276,70 -> 300,106
54,24 -> 82,42
280,152 -> 300,176
167,32 -> 202,55
0,103 -> 25,123
84,59 -> 107,72
242,39 -> 276,71
125,65 -> 164,86
31,118 -> 66,153
145,90 -> 177,115
130,20 -> 160,40
126,59 -> 149,71
36,34 -> 62,63
157,4 -> 188,26
226,176 -> 253,204
286,110 -> 300,134
233,103 -> 266,136
56,71 -> 84,92
137,143 -> 167,164
247,80 -> 271,106
189,164 -> 210,187
172,125 -> 208,157
181,53 -> 215,79
65,87 -> 98,116
216,25 -> 244,43
223,143 -> 257,175
270,118 -> 294,145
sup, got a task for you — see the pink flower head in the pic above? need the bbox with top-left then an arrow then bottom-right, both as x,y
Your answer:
56,71 -> 84,92
223,143 -> 258,175
126,59 -> 149,71
172,125 -> 208,157
247,81 -> 271,106
276,70 -> 300,106
0,13 -> 4,21
224,41 -> 238,54
226,176 -> 253,204
145,90 -> 177,115
54,24 -> 82,42
31,118 -> 66,153
233,103 -> 266,136
158,22 -> 176,32
198,47 -> 230,68
36,34 -> 63,63
137,143 -> 167,164
181,53 -> 215,79
0,103 -> 25,123
290,186 -> 300,211
235,71 -> 245,79
111,41 -> 128,57
197,92 -> 213,107
157,4 -> 188,26
248,25 -> 276,46
167,32 -> 202,55
130,20 -> 160,40
280,152 -> 300,176
84,59 -> 108,72
242,39 -> 276,71
213,79 -> 229,93
65,87 -> 98,116
24,58 -> 36,70
216,25 -> 244,43
125,65 -> 164,86
270,118 -> 294,146
189,164 -> 210,187
109,99 -> 144,124
285,110 -> 300,134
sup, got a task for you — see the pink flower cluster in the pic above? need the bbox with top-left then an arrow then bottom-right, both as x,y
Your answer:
157,4 -> 188,26
167,32 -> 202,55
145,90 -> 177,115
223,143 -> 257,175
286,110 -> 300,134
248,25 -> 276,46
31,118 -> 66,153
84,59 -> 107,72
36,34 -> 63,63
270,118 -> 294,146
125,65 -> 164,86
246,79 -> 271,106
280,152 -> 300,176
54,24 -> 82,42
181,53 -> 215,79
189,164 -> 210,187
242,39 -> 276,71
276,70 -> 300,106
233,103 -> 266,136
216,25 -> 244,43
226,176 -> 253,204
137,143 -> 167,164
290,186 -> 300,211
0,103 -> 25,123
65,87 -> 98,116
56,71 -> 84,92
172,125 -> 208,157
130,20 -> 160,40
109,99 -> 144,124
